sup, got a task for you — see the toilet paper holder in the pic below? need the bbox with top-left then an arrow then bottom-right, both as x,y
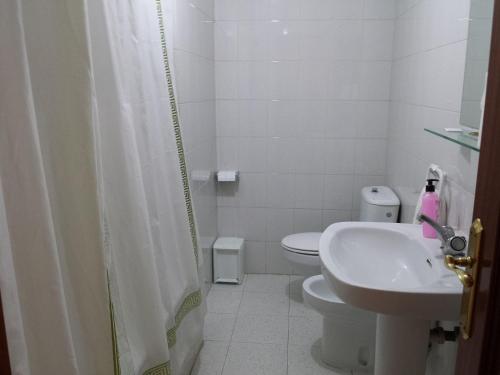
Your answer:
217,170 -> 239,182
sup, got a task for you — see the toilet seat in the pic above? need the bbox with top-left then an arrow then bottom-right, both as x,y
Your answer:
281,232 -> 321,255
281,232 -> 322,271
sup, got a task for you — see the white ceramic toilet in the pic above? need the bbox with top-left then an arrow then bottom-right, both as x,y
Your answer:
281,232 -> 322,275
303,275 -> 377,371
281,186 -> 400,371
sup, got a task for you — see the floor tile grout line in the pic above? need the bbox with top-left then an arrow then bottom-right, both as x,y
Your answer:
209,274 -> 319,375
218,340 -> 230,375
207,274 -> 362,375
219,275 -> 245,375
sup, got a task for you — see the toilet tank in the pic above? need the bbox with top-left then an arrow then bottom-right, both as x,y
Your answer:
360,186 -> 400,222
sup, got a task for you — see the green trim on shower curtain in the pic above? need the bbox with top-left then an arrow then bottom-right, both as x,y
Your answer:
107,272 -> 122,375
143,362 -> 171,375
139,289 -> 200,375
103,3 -> 204,375
166,290 -> 202,347
154,0 -> 199,265
108,270 -> 177,375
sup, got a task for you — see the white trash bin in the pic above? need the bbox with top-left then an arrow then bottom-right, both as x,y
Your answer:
213,237 -> 245,284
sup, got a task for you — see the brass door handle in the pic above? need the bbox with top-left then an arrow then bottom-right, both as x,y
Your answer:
456,218 -> 483,340
445,255 -> 474,288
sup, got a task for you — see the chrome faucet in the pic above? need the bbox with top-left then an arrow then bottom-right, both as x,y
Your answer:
417,214 -> 467,256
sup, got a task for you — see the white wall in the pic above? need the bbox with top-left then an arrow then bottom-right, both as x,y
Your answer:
387,0 -> 478,232
214,0 -> 396,274
387,1 -> 478,374
173,0 -> 217,294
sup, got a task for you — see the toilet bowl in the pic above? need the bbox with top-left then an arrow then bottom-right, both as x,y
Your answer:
281,232 -> 321,275
303,275 -> 376,371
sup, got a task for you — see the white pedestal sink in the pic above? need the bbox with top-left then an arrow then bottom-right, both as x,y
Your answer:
319,222 -> 463,375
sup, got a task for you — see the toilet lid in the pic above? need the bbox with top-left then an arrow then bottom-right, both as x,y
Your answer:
281,232 -> 321,254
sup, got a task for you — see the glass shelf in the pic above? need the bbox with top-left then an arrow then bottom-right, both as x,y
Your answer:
424,128 -> 480,152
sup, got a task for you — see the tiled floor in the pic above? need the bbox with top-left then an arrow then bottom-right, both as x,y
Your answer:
192,274 -> 365,375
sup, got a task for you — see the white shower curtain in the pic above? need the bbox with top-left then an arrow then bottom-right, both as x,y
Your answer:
0,0 -> 204,374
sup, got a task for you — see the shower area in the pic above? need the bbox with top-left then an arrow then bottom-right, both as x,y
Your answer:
1,0 -> 210,374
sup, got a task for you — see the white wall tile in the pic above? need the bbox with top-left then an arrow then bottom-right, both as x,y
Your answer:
331,0 -> 364,19
359,61 -> 392,100
267,137 -> 296,173
238,101 -> 268,137
293,174 -> 324,209
244,241 -> 267,273
238,22 -> 271,60
293,209 -> 323,233
216,101 -> 239,136
362,20 -> 395,61
298,0 -> 334,20
296,101 -> 328,138
238,173 -> 268,207
364,0 -> 396,19
267,208 -> 294,241
217,181 -> 239,207
269,0 -> 301,20
215,1 -> 395,275
324,139 -> 356,174
355,139 -> 387,175
238,207 -> 267,240
217,206 -> 239,236
325,101 -> 358,138
323,175 -> 354,210
238,137 -> 268,172
292,138 -> 325,174
357,101 -> 390,138
268,101 -> 301,138
236,0 -> 271,21
215,0 -> 239,20
269,61 -> 301,100
328,61 -> 360,100
299,62 -> 330,99
269,21 -> 300,60
299,0 -> 363,20
329,20 -> 364,60
217,137 -> 239,169
298,21 -> 334,61
215,22 -> 238,60
216,61 -> 239,99
267,174 -> 295,208
238,61 -> 270,99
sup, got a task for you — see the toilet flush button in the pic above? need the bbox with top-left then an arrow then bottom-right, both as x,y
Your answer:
371,187 -> 379,193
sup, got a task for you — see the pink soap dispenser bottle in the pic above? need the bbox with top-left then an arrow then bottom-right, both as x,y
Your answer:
421,179 -> 440,238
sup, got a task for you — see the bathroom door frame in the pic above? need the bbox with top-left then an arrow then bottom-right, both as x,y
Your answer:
0,292 -> 11,374
455,0 -> 500,373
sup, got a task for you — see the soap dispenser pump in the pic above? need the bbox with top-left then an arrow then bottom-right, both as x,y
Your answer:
421,179 -> 440,238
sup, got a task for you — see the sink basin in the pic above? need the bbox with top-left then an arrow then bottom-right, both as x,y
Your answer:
320,222 -> 462,320
320,222 -> 464,375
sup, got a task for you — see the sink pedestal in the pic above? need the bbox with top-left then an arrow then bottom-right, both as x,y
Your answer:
375,315 -> 431,375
